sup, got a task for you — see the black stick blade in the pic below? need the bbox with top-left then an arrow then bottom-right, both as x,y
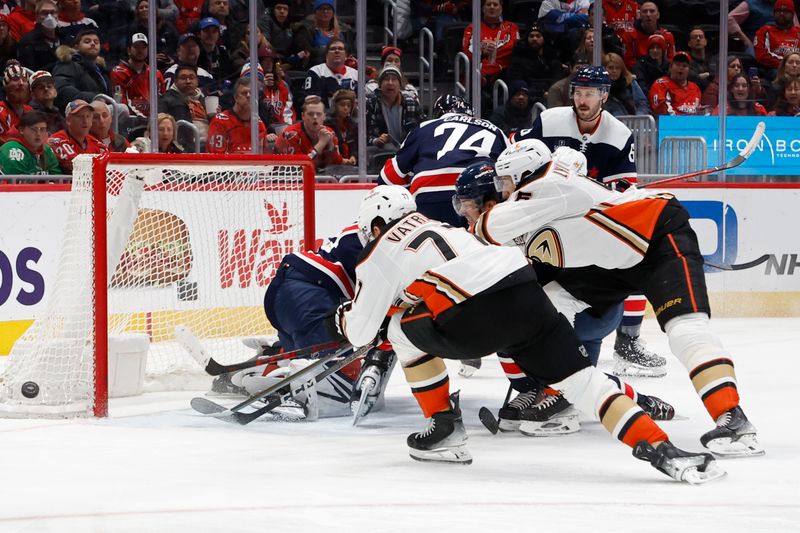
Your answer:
478,406 -> 499,435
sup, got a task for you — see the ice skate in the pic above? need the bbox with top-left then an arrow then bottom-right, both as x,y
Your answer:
633,440 -> 727,484
458,358 -> 482,378
209,373 -> 248,397
351,349 -> 396,423
518,392 -> 581,437
408,391 -> 472,465
612,333 -> 667,378
700,406 -> 765,457
497,390 -> 539,432
637,394 -> 675,421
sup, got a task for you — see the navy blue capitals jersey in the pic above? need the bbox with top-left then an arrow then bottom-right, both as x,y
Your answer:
514,107 -> 637,185
380,113 -> 509,198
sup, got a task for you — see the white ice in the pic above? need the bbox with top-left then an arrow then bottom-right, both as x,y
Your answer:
1,318 -> 799,533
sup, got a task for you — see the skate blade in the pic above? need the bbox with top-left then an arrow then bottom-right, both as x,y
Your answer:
705,434 -> 766,458
519,415 -> 581,437
409,445 -> 473,465
612,362 -> 667,378
681,462 -> 728,484
498,419 -> 521,432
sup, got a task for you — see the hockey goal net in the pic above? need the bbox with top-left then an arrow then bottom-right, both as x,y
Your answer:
0,153 -> 315,418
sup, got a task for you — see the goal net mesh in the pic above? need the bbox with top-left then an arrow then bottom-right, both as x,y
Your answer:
0,154 -> 310,417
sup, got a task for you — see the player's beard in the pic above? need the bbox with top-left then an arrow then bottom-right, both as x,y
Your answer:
575,102 -> 602,123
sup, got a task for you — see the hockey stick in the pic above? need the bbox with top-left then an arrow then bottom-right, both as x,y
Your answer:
192,342 -> 372,425
478,382 -> 514,435
174,325 -> 347,376
704,254 -> 770,271
642,121 -> 765,189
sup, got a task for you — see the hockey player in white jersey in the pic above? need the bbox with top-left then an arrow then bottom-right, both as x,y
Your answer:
514,65 -> 666,378
465,140 -> 764,459
329,184 -> 725,484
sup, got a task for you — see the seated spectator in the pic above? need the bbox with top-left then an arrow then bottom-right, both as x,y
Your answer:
158,63 -> 209,148
153,112 -> 184,153
769,76 -> 800,115
111,33 -> 166,118
197,16 -> 235,89
574,26 -> 594,57
462,0 -> 518,88
207,76 -> 266,154
754,0 -> 800,72
6,0 -> 34,41
90,101 -> 130,152
52,28 -> 112,111
287,0 -> 314,25
632,33 -> 669,95
236,62 -> 280,135
291,0 -> 353,68
17,0 -> 60,72
274,94 -> 343,169
565,3 -> 624,61
301,38 -> 357,108
47,98 -> 107,173
0,14 -> 16,66
174,0 -> 203,34
29,70 -> 65,134
770,52 -> 800,105
128,0 -> 180,70
687,26 -> 713,91
620,1 -> 675,69
489,80 -> 536,136
230,21 -> 268,73
649,51 -> 702,115
259,46 -> 294,132
364,46 -> 420,101
259,1 -> 294,65
506,25 -> 563,104
0,110 -> 62,175
603,0 -> 639,38
0,61 -> 32,142
711,74 -> 768,116
86,0 -> 131,63
365,65 -> 424,154
546,52 -> 590,107
163,33 -> 216,94
324,88 -> 356,164
537,0 -> 590,35
202,0 -> 236,48
701,55 -> 743,107
56,0 -> 98,46
603,52 -> 650,116
411,0 -> 466,42
729,0 -> 777,52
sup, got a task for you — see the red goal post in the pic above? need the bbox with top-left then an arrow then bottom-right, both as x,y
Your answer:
0,153 -> 316,418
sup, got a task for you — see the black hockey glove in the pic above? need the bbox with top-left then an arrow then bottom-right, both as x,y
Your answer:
324,301 -> 351,342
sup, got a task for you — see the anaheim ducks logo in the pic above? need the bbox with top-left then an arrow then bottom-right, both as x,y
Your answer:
526,228 -> 563,267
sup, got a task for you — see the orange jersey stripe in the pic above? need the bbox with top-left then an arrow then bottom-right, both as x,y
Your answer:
620,413 -> 669,447
413,382 -> 451,418
597,197 -> 669,241
702,384 -> 740,420
667,233 -> 699,312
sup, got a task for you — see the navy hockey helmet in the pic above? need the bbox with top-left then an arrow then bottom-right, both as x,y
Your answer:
569,65 -> 611,97
452,161 -> 502,219
433,94 -> 474,118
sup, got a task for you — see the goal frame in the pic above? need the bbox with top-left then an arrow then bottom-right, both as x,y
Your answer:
90,152 -> 316,417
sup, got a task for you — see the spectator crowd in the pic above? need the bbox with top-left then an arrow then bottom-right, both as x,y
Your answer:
1,0 -> 798,178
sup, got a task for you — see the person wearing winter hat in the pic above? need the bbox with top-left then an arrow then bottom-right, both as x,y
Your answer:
293,0 -> 353,68
489,79 -> 536,135
365,46 -> 419,101
620,1 -> 675,68
754,0 -> 800,70
632,33 -> 670,94
28,70 -> 64,134
364,64 -> 424,153
0,61 -> 32,142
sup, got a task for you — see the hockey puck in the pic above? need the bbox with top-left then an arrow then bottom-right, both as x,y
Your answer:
21,381 -> 40,399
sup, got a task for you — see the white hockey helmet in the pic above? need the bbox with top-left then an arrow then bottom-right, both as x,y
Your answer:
494,139 -> 552,188
357,185 -> 416,245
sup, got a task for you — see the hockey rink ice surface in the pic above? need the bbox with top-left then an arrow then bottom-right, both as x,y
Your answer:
1,317 -> 799,533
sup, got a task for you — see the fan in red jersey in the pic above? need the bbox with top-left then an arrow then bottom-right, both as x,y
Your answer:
206,77 -> 267,154
47,99 -> 107,174
274,95 -> 346,169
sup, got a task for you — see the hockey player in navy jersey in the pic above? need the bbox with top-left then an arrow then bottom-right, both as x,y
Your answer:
379,93 -> 509,377
470,140 -> 763,460
513,65 -> 667,379
331,185 -> 725,483
219,223 -> 395,420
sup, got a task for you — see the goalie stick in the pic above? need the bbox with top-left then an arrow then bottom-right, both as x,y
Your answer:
642,121 -> 765,189
191,342 -> 373,425
175,325 -> 348,376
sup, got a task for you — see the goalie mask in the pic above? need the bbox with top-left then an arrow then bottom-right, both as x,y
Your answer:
452,161 -> 503,221
494,139 -> 552,198
357,185 -> 416,245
